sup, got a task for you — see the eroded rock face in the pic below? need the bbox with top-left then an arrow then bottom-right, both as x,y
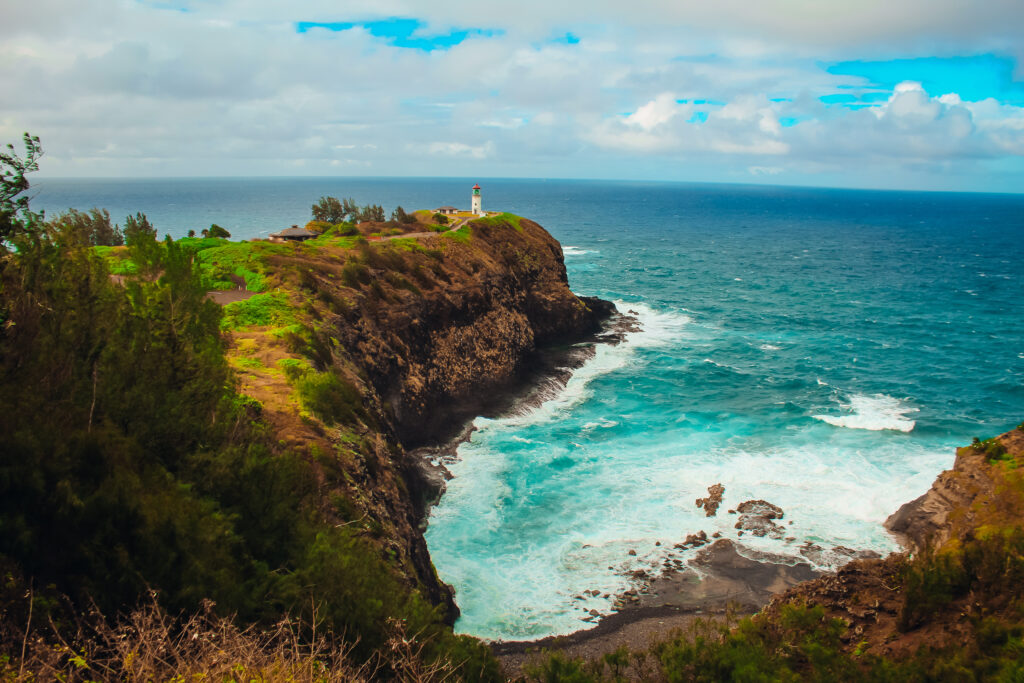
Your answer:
883,442 -> 1006,553
335,217 -> 616,447
696,483 -> 725,517
313,216 -> 616,618
734,499 -> 785,538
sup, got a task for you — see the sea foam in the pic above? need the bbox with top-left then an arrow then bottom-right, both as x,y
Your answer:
812,393 -> 918,432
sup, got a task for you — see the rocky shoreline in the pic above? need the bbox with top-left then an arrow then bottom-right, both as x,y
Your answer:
410,308 -> 641,517
489,483 -> 886,677
490,423 -> 1024,678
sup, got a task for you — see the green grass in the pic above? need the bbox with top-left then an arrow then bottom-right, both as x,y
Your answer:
473,212 -> 523,231
443,225 -> 472,244
306,234 -> 361,250
189,240 -> 289,293
221,292 -> 296,331
387,237 -> 430,253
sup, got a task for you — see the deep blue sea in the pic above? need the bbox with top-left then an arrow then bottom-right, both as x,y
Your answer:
34,177 -> 1024,640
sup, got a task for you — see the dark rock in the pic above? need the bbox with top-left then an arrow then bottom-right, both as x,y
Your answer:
696,483 -> 726,517
736,500 -> 784,518
734,499 -> 786,539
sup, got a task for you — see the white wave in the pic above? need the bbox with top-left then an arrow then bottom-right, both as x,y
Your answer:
562,246 -> 593,256
759,343 -> 780,351
613,300 -> 692,349
467,302 -> 690,435
812,393 -> 918,432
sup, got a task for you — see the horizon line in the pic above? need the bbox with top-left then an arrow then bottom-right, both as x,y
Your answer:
30,174 -> 1024,198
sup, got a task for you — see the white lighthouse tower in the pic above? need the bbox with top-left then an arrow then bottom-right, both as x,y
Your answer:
471,183 -> 482,216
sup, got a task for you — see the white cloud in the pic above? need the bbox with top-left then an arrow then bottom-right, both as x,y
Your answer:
623,93 -> 680,130
427,141 -> 495,158
748,166 -> 783,175
0,0 -> 1021,191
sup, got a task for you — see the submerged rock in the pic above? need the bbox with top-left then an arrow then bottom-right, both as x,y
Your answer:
696,483 -> 726,516
734,499 -> 786,538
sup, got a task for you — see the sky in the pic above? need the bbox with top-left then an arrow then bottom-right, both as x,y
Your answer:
2,0 -> 1024,192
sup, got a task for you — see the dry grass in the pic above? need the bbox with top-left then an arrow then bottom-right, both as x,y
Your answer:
2,592 -> 458,683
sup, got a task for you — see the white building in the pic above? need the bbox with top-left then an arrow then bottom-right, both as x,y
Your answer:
471,183 -> 482,216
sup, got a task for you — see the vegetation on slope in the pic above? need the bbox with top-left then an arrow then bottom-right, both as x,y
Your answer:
0,135 -> 499,680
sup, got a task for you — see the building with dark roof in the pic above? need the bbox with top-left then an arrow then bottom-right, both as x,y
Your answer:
268,225 -> 317,242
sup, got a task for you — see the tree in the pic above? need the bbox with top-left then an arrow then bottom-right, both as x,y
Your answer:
49,208 -> 124,247
312,196 -> 351,224
123,212 -> 157,246
432,212 -> 449,225
207,224 -> 231,239
391,206 -> 416,225
358,204 -> 385,222
0,132 -> 43,246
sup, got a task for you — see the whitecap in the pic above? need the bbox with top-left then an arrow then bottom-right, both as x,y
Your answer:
812,393 -> 918,432
472,301 -> 690,431
759,343 -> 780,351
562,246 -> 593,256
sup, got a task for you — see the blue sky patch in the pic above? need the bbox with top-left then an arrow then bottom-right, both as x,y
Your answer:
688,111 -> 708,124
296,18 -> 501,51
827,54 -> 1024,105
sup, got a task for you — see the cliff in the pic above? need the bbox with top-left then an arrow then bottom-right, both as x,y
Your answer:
756,425 -> 1024,666
216,214 -> 615,620
0,207 -> 615,679
885,428 -> 1024,552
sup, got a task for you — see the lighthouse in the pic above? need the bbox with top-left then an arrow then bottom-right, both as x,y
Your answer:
471,183 -> 482,216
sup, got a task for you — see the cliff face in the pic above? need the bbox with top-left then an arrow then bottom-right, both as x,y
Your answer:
760,426 -> 1024,661
333,217 -> 613,447
883,432 -> 1024,552
226,215 -> 615,620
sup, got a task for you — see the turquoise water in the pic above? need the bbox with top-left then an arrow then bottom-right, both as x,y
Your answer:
423,183 -> 1024,640
32,178 -> 1024,641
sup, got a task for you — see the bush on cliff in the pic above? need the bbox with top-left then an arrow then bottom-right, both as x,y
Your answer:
0,138 -> 500,680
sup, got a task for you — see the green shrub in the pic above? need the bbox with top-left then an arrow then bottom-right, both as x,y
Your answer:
221,292 -> 295,330
278,357 -> 311,381
325,223 -> 359,237
899,548 -> 969,631
341,261 -> 371,288
973,437 -> 1010,462
295,370 -> 363,425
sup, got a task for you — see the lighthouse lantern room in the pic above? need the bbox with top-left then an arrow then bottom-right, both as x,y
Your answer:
471,183 -> 482,216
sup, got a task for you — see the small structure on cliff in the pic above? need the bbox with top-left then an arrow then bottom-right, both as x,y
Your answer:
269,225 -> 317,242
436,206 -> 458,215
471,183 -> 483,216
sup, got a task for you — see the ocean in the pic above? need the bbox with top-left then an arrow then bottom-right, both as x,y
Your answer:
32,177 -> 1024,640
